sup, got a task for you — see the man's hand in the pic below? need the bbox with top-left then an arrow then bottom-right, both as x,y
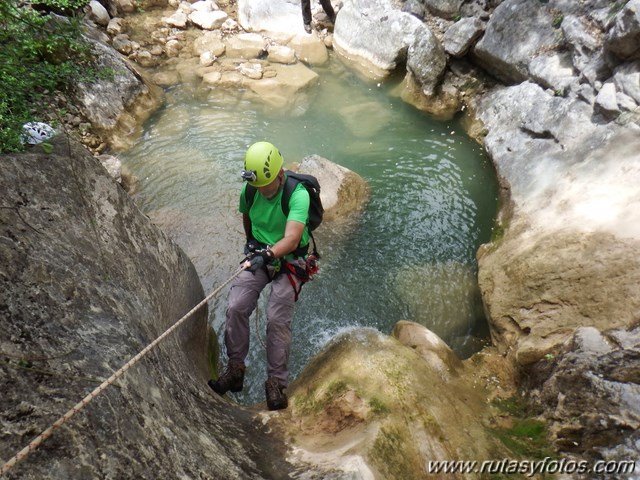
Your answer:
243,248 -> 274,273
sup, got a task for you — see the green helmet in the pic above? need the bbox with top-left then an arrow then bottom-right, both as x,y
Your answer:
241,141 -> 284,187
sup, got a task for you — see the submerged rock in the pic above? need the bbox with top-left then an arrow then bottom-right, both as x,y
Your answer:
393,261 -> 484,348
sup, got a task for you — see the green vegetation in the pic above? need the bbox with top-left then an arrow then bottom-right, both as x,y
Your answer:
490,220 -> 505,243
492,419 -> 553,458
370,425 -> 417,480
294,380 -> 349,415
552,14 -> 564,28
368,397 -> 390,416
607,0 -> 625,19
493,396 -> 529,417
491,396 -> 554,459
0,0 -> 95,153
325,379 -> 348,397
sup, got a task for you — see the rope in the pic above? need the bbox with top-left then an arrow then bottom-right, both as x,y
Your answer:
1,266 -> 245,476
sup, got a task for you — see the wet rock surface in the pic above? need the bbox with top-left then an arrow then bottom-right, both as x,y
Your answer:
0,136 -> 305,478
527,327 -> 640,468
274,326 -> 516,479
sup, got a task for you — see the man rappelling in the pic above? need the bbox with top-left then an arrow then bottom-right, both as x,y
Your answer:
208,141 -> 322,410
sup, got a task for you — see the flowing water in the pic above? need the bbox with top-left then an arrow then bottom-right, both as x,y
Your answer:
120,55 -> 499,404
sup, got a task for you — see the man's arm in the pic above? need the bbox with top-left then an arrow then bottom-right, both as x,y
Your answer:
242,213 -> 252,240
269,220 -> 304,258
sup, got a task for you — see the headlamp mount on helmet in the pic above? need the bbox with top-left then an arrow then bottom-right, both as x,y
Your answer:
240,169 -> 257,182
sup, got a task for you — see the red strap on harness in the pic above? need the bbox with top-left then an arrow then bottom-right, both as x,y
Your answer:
284,261 -> 308,302
284,256 -> 319,302
286,271 -> 302,302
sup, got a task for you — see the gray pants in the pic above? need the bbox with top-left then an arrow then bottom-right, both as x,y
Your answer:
224,260 -> 305,387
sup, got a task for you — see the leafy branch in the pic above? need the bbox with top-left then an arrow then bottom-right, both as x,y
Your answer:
0,0 -> 98,153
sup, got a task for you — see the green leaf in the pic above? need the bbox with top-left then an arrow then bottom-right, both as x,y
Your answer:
41,142 -> 54,154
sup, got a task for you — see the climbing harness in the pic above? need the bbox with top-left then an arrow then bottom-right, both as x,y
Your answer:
284,255 -> 320,302
1,266 -> 245,475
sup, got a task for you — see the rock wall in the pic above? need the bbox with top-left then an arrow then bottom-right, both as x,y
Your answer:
0,137 -> 302,478
474,83 -> 640,364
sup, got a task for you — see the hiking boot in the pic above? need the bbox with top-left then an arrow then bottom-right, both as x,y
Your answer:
304,23 -> 312,34
265,376 -> 288,411
208,362 -> 245,395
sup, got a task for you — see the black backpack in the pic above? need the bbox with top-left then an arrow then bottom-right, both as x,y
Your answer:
245,170 -> 324,256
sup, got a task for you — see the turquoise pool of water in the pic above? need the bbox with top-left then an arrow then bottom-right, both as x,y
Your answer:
120,55 -> 499,404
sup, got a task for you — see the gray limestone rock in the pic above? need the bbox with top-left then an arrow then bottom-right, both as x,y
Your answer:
444,16 -> 485,58
237,0 -> 305,36
73,36 -> 162,146
89,0 -> 111,26
595,81 -> 621,116
111,33 -> 133,54
333,0 -> 446,94
295,154 -> 370,223
406,24 -> 447,95
528,51 -> 577,94
402,0 -> 425,20
562,13 -> 604,81
333,0 -> 423,77
474,81 -> 640,365
473,0 -> 562,84
162,10 -> 188,28
423,0 -> 465,20
531,326 -> 640,462
605,0 -> 640,60
189,9 -> 228,30
614,60 -> 640,105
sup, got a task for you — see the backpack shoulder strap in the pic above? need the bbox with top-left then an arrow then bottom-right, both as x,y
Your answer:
280,171 -> 299,217
244,184 -> 257,208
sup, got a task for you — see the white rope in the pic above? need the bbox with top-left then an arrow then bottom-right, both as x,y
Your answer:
1,266 -> 245,475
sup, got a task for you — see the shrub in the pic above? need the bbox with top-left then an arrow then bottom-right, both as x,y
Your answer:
0,0 -> 94,153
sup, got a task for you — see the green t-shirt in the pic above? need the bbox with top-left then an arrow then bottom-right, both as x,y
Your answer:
239,175 -> 310,254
